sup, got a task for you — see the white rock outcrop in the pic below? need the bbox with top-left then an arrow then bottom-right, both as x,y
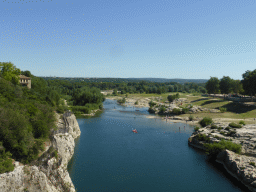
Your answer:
0,111 -> 81,192
188,123 -> 256,192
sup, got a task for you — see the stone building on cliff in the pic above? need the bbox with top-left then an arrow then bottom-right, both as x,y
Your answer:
19,75 -> 31,89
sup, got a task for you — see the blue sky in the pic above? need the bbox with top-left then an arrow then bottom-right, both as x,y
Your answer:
0,0 -> 255,80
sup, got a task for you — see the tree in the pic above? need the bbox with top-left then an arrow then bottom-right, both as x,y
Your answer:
112,89 -> 118,96
205,77 -> 220,94
0,62 -> 21,85
219,76 -> 233,94
231,80 -> 243,94
167,93 -> 179,106
21,70 -> 32,77
241,69 -> 256,96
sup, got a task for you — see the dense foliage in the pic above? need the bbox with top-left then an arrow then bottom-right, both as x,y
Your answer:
229,122 -> 242,128
0,77 -> 57,170
43,77 -> 207,95
199,117 -> 213,127
241,69 -> 256,96
204,139 -> 241,155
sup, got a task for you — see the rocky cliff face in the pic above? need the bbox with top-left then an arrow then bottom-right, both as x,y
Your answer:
188,123 -> 256,192
0,111 -> 81,192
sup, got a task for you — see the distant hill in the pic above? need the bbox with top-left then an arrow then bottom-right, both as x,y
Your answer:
40,77 -> 208,84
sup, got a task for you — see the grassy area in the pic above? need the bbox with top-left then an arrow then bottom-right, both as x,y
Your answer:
111,92 -> 256,123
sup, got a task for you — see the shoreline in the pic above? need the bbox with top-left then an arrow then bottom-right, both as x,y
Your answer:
188,124 -> 256,192
106,96 -> 256,126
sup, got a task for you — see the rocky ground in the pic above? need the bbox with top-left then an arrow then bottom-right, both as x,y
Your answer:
189,123 -> 256,192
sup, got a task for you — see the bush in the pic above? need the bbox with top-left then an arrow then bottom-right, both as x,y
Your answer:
249,162 -> 255,167
194,126 -> 200,132
148,107 -> 155,114
189,115 -> 194,121
117,97 -> 126,104
199,117 -> 213,127
211,124 -> 218,129
181,107 -> 189,114
172,108 -> 181,115
195,134 -> 210,142
0,150 -> 15,174
71,105 -> 91,114
219,107 -> 227,113
229,122 -> 242,128
204,139 -> 241,155
226,130 -> 236,136
220,131 -> 225,135
134,100 -> 138,105
149,100 -> 157,107
159,105 -> 166,114
239,120 -> 246,125
218,127 -> 223,131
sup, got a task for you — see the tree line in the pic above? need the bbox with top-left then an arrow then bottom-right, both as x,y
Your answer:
205,70 -> 256,96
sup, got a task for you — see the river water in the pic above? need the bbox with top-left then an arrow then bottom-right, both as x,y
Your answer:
68,99 -> 247,192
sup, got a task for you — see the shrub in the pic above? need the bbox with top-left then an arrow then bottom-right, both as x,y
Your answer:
159,106 -> 166,114
199,117 -> 213,127
225,127 -> 230,131
219,107 -> 227,113
181,107 -> 189,114
195,134 -> 210,142
0,151 -> 15,174
54,150 -> 58,159
241,167 -> 245,170
56,105 -> 64,113
220,131 -> 225,135
239,120 -> 246,125
189,115 -> 194,121
249,162 -> 255,167
204,139 -> 241,155
172,108 -> 181,115
229,122 -> 242,128
117,97 -> 126,104
134,100 -> 138,105
148,107 -> 155,114
211,124 -> 218,129
218,127 -> 223,131
214,136 -> 220,139
194,126 -> 200,132
149,100 -> 157,107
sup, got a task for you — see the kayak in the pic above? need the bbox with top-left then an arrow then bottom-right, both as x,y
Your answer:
132,130 -> 138,133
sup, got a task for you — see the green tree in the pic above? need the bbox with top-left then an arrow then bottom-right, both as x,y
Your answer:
112,89 -> 118,96
241,69 -> 256,96
231,80 -> 243,94
0,62 -> 21,85
219,76 -> 233,94
21,70 -> 32,77
205,77 -> 220,94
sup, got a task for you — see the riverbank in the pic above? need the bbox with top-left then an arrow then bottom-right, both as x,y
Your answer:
0,110 -> 81,192
106,95 -> 256,126
188,123 -> 256,192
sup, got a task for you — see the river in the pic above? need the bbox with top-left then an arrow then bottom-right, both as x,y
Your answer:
68,99 -> 247,192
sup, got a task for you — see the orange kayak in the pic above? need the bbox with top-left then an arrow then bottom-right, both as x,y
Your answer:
132,130 -> 138,133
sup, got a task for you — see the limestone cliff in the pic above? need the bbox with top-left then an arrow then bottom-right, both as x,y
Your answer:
0,110 -> 81,192
188,123 -> 256,192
